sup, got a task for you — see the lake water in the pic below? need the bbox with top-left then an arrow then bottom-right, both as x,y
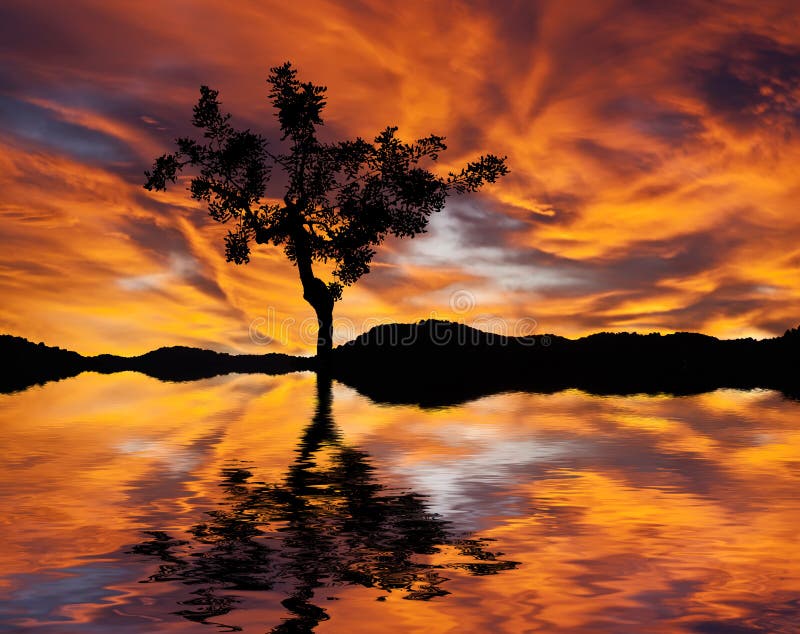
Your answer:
1,372 -> 799,633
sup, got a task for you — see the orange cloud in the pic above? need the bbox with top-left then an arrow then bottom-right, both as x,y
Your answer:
1,0 -> 799,353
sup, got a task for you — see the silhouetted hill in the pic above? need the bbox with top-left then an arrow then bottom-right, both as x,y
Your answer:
2,321 -> 798,403
91,345 -> 312,382
0,335 -> 86,392
0,335 -> 313,393
331,320 -> 800,406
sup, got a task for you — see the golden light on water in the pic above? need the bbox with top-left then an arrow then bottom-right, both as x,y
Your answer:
3,374 -> 799,631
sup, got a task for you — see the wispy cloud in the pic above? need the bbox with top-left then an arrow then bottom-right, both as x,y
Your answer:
1,0 -> 798,353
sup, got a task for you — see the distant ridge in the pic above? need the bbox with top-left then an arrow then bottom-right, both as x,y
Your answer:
1,321 -> 798,404
0,334 -> 313,393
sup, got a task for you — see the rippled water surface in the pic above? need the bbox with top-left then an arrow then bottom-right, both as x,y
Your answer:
2,371 -> 800,633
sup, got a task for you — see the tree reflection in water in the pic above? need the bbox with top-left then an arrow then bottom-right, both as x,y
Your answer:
131,375 -> 518,632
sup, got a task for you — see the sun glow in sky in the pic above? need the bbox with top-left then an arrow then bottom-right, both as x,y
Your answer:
1,0 -> 799,355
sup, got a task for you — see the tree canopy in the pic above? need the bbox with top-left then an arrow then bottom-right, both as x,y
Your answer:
145,62 -> 508,355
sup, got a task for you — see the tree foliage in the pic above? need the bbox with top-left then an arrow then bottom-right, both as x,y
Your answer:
145,62 -> 508,355
146,62 -> 507,299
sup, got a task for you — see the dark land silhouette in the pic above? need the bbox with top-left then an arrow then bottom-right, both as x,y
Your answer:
129,375 -> 517,632
333,320 -> 800,405
2,320 -> 799,404
0,334 -> 312,393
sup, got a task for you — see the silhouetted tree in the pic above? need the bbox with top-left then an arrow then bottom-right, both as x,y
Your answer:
144,62 -> 508,356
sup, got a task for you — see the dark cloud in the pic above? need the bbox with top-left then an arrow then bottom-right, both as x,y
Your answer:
121,216 -> 229,302
0,2 -> 84,62
446,199 -> 528,248
598,231 -> 728,285
755,312 -> 800,336
122,216 -> 190,259
571,138 -> 662,179
490,176 -> 589,227
599,97 -> 706,144
0,95 -> 134,163
628,180 -> 685,201
689,32 -> 800,132
531,190 -> 587,225
503,226 -> 732,300
0,1 -> 220,84
670,281 -> 788,327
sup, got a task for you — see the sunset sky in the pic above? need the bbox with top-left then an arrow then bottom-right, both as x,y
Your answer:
1,0 -> 799,355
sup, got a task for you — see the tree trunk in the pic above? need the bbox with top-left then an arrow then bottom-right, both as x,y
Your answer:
289,220 -> 335,358
295,248 -> 334,358
313,297 -> 334,359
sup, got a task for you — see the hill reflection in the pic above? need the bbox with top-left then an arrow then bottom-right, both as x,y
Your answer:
130,374 -> 517,632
